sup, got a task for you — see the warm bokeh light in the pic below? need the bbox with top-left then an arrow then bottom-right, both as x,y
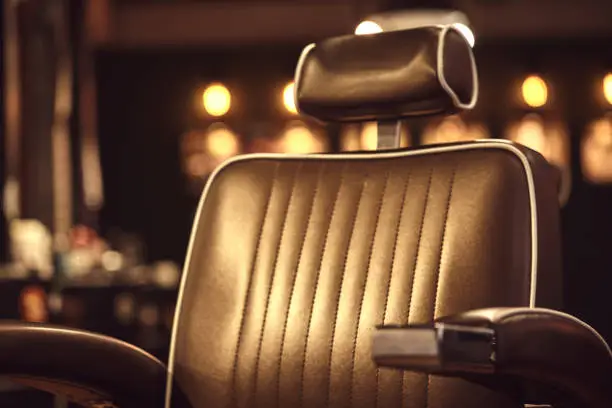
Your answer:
202,83 -> 231,117
421,116 -> 486,145
507,115 -> 571,204
453,23 -> 475,47
355,20 -> 383,35
205,124 -> 240,159
604,73 -> 612,105
582,116 -> 612,184
181,124 -> 241,180
339,125 -> 362,151
361,122 -> 379,150
185,154 -> 208,177
101,250 -> 124,272
510,115 -> 547,155
507,115 -> 569,168
279,122 -> 326,153
340,122 -> 410,151
521,75 -> 548,108
283,82 -> 297,114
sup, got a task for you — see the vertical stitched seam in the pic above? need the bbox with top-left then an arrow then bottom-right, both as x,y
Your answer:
425,164 -> 457,408
432,165 -> 457,319
252,163 -> 302,405
275,163 -> 324,408
375,171 -> 412,408
230,163 -> 280,408
323,169 -> 368,408
406,167 -> 434,321
424,376 -> 431,408
348,170 -> 390,408
298,164 -> 347,408
402,167 -> 434,408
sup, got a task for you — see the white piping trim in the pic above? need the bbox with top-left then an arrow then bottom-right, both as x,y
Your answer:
436,24 -> 479,110
293,43 -> 316,115
163,140 -> 538,407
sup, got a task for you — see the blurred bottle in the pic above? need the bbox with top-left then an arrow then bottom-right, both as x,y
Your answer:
19,285 -> 49,323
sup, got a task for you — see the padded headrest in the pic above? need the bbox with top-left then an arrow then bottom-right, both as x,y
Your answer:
295,25 -> 478,123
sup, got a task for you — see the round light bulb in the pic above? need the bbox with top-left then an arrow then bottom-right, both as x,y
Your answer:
522,75 -> 548,108
603,73 -> 612,105
202,83 -> 231,117
355,21 -> 383,35
283,82 -> 297,114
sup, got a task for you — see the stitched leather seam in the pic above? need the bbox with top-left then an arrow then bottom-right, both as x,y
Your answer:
404,167 -> 434,408
252,164 -> 302,405
229,163 -> 280,408
426,163 -> 458,408
323,167 -> 368,408
276,163 -> 325,408
348,169 -> 391,408
375,170 -> 412,408
406,167 -> 434,323
433,164 -> 458,319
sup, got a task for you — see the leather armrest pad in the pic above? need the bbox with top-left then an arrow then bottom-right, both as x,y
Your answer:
0,321 -> 167,407
438,307 -> 612,407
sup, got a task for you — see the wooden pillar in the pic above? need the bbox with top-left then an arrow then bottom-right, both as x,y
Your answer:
0,1 -> 7,261
2,0 -> 74,253
74,0 -> 104,230
17,0 -> 58,230
3,0 -> 22,226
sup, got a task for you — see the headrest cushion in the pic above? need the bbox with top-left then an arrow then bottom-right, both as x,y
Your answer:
295,25 -> 478,122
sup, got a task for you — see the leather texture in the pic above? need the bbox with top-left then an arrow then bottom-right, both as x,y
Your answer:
295,26 -> 476,123
437,307 -> 612,408
170,140 -> 561,408
0,321 -> 167,407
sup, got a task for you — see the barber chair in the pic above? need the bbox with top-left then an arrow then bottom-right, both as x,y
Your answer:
0,25 -> 610,408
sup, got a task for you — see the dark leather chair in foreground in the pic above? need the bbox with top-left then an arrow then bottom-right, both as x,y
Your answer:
1,25 -> 610,408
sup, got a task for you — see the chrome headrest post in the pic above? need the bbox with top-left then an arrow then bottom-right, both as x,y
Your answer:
377,120 -> 402,150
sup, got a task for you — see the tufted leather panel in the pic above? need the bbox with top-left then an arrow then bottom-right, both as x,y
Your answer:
168,141 -> 561,408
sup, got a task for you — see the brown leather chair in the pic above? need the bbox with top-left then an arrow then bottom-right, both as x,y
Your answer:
0,26 -> 610,408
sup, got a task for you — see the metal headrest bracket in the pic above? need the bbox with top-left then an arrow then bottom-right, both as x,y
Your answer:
377,120 -> 402,150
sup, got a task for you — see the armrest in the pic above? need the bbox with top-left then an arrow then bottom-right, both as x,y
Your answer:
372,308 -> 612,408
0,321 -> 167,407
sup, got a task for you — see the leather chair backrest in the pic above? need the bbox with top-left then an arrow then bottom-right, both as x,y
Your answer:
166,141 -> 562,408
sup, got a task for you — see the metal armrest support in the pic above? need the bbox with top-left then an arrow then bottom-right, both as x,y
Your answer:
372,308 -> 612,408
373,323 -> 495,374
